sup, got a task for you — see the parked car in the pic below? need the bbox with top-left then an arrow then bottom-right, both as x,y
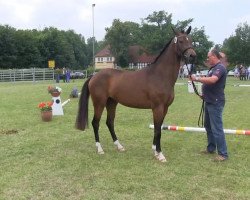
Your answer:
196,70 -> 208,76
227,70 -> 234,76
199,70 -> 208,76
71,72 -> 85,79
87,71 -> 98,78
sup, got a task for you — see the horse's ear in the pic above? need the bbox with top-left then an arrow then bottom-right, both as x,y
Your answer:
186,26 -> 192,35
171,26 -> 177,35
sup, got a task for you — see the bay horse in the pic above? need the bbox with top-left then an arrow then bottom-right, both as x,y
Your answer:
76,26 -> 196,162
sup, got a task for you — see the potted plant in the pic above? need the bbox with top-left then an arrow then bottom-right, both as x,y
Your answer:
48,86 -> 62,97
38,101 -> 53,122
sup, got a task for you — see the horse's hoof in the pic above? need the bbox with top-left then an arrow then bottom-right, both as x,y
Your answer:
117,147 -> 125,152
154,152 -> 167,163
114,140 -> 125,152
158,157 -> 167,163
97,150 -> 104,155
96,142 -> 104,154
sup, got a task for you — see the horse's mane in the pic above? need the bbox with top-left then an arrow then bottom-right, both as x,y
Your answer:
151,38 -> 173,64
151,29 -> 186,64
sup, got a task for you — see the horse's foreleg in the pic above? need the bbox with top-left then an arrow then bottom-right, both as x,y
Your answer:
106,98 -> 125,152
152,106 -> 167,162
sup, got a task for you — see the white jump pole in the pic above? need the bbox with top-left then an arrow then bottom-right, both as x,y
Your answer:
234,84 -> 250,87
62,99 -> 71,107
149,124 -> 250,135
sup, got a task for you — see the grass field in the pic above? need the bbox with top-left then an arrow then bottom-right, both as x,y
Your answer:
0,77 -> 249,200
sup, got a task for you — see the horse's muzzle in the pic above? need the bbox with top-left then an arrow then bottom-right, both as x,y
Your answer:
184,49 -> 196,63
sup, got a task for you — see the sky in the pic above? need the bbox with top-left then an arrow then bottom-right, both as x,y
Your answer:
0,0 -> 249,45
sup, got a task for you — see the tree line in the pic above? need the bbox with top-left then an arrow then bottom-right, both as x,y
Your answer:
0,25 -> 95,69
0,11 -> 249,70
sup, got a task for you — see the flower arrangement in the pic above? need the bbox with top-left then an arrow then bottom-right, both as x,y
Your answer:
38,101 -> 53,112
48,86 -> 62,94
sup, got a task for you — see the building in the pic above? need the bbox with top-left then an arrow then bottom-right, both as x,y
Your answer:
95,45 -> 115,70
128,45 -> 156,69
95,45 -> 156,70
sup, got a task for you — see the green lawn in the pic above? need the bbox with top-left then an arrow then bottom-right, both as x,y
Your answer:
0,77 -> 249,200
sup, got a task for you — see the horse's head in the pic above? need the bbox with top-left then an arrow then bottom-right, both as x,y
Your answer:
171,26 -> 196,64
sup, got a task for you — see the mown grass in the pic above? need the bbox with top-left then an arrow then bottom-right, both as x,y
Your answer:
0,77 -> 249,200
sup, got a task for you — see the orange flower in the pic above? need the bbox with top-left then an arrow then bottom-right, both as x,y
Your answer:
47,101 -> 53,107
38,101 -> 53,111
38,102 -> 46,108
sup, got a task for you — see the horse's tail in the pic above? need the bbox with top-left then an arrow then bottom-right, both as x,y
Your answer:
75,77 -> 91,131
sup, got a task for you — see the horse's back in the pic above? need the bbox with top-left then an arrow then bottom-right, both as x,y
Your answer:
89,68 -> 152,108
89,68 -> 124,91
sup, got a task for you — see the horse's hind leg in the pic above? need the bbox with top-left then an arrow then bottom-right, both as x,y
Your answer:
106,98 -> 125,152
92,103 -> 105,154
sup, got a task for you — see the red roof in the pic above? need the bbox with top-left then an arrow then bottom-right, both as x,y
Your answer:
95,45 -> 156,63
136,54 -> 156,63
128,45 -> 156,63
95,45 -> 112,57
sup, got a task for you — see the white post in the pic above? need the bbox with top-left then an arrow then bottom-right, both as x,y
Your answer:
149,124 -> 250,135
92,3 -> 95,71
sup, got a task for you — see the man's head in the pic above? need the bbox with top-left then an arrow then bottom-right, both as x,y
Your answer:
206,49 -> 222,67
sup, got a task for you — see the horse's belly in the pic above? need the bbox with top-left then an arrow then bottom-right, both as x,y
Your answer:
113,93 -> 151,109
119,100 -> 151,109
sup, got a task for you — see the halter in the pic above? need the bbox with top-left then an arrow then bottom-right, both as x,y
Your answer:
173,35 -> 194,58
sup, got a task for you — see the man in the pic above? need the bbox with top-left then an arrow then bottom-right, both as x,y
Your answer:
190,49 -> 228,161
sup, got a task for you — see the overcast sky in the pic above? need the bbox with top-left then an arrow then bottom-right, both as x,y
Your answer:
0,0 -> 249,45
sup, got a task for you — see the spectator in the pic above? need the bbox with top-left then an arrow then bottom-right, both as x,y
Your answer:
239,64 -> 246,81
66,69 -> 71,83
62,67 -> 66,83
234,65 -> 239,78
248,66 -> 250,80
55,67 -> 61,83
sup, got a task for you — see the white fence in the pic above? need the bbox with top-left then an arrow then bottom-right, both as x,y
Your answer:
0,68 -> 55,82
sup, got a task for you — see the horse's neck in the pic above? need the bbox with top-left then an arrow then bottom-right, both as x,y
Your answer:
153,44 -> 181,85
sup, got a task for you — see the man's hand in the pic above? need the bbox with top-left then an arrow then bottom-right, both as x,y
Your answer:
190,74 -> 200,82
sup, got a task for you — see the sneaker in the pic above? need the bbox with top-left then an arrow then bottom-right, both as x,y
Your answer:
213,155 -> 227,162
200,150 -> 215,155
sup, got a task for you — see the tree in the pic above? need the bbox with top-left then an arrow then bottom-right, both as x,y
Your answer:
222,22 -> 250,66
38,27 -> 88,69
105,19 -> 141,67
104,11 -> 213,68
0,25 -> 89,69
86,37 -> 99,68
0,25 -> 17,69
14,30 -> 42,68
140,11 -> 213,66
40,27 -> 74,68
140,11 -> 174,54
144,10 -> 172,28
65,30 -> 88,69
190,27 -> 213,66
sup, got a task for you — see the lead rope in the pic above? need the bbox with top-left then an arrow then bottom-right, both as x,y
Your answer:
186,62 -> 204,127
